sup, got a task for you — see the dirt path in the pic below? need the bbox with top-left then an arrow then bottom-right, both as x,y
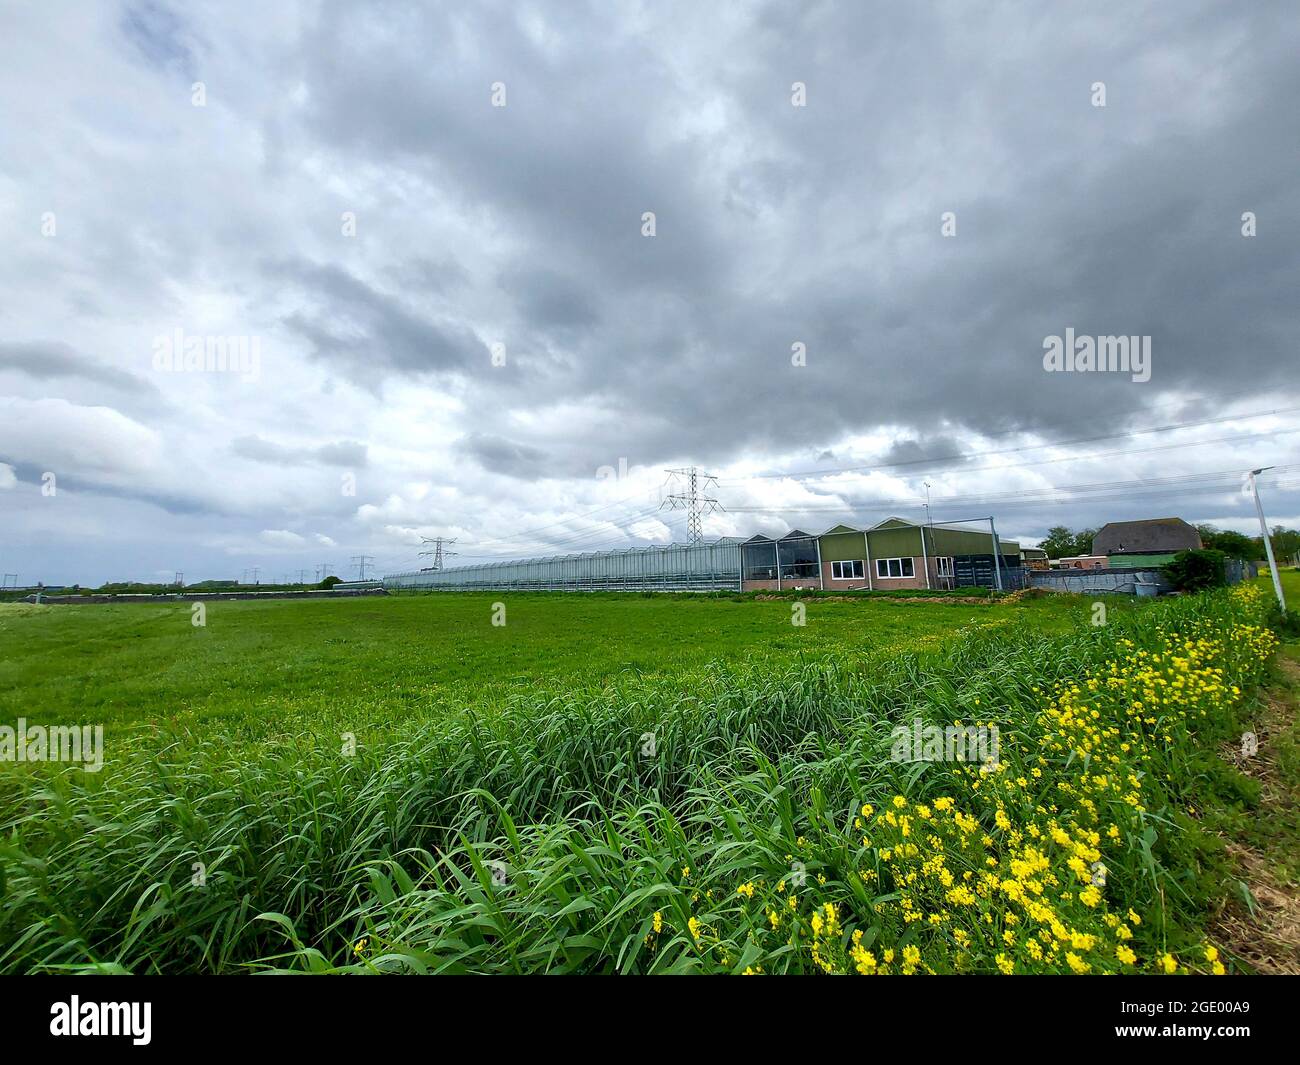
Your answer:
1211,650 -> 1300,974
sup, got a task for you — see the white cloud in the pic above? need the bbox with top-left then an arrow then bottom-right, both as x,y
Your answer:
259,529 -> 306,548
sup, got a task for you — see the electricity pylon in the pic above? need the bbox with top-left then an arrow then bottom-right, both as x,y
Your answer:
661,467 -> 722,543
419,536 -> 458,570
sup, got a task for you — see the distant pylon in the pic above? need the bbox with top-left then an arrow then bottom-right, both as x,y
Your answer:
419,536 -> 458,570
661,467 -> 723,543
351,555 -> 375,580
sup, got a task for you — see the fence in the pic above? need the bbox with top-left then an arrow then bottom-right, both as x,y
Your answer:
1028,568 -> 1168,595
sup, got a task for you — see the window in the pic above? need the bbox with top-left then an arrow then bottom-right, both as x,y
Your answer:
875,557 -> 915,579
742,541 -> 778,581
936,556 -> 954,578
777,537 -> 820,580
831,559 -> 865,580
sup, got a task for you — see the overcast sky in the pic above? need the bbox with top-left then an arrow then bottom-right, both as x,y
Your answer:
1,0 -> 1298,585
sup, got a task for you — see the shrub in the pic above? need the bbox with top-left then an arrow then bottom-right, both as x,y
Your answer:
1162,548 -> 1227,591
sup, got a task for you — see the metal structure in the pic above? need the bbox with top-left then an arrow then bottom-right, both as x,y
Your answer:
1249,467 -> 1286,610
662,467 -> 722,543
386,539 -> 744,592
419,536 -> 458,570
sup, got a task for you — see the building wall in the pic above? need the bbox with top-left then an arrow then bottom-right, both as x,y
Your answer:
819,530 -> 868,562
867,526 -> 923,559
1107,552 -> 1178,570
928,527 -> 1008,557
814,525 -> 1023,591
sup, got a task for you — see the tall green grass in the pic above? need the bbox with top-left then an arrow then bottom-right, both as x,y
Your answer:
0,589 -> 1277,973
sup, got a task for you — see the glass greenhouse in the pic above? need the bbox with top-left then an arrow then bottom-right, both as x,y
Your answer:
385,539 -> 744,592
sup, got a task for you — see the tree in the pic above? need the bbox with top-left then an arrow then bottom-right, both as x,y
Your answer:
1270,525 -> 1300,563
1037,526 -> 1095,558
1196,524 -> 1255,560
1037,526 -> 1079,558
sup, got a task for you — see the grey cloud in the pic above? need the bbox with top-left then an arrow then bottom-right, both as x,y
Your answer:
281,0 -> 1299,471
878,436 -> 971,470
231,435 -> 368,468
454,433 -> 551,479
273,260 -> 484,385
499,267 -> 599,331
4,0 -> 1299,582
119,0 -> 198,75
0,341 -> 160,397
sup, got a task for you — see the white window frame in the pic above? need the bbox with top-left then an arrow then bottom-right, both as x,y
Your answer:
875,557 -> 915,579
830,559 -> 865,581
936,556 -> 954,578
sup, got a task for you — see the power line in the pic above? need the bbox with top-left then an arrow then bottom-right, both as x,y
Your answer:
351,555 -> 375,580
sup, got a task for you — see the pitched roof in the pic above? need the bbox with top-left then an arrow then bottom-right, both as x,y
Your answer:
1092,517 -> 1202,555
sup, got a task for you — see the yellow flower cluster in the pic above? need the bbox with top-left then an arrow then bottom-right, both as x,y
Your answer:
657,586 -> 1274,975
789,596 -> 1275,975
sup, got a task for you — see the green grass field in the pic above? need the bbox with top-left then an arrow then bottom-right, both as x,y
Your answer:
0,577 -> 1294,974
0,590 -> 1088,749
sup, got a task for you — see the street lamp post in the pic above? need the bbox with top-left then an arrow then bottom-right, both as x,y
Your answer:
1249,467 -> 1286,612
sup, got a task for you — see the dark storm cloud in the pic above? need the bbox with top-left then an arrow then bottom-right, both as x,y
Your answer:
454,433 -> 551,479
499,267 -> 600,331
0,341 -> 159,397
278,0 -> 1299,470
878,436 -> 971,471
273,259 -> 485,383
